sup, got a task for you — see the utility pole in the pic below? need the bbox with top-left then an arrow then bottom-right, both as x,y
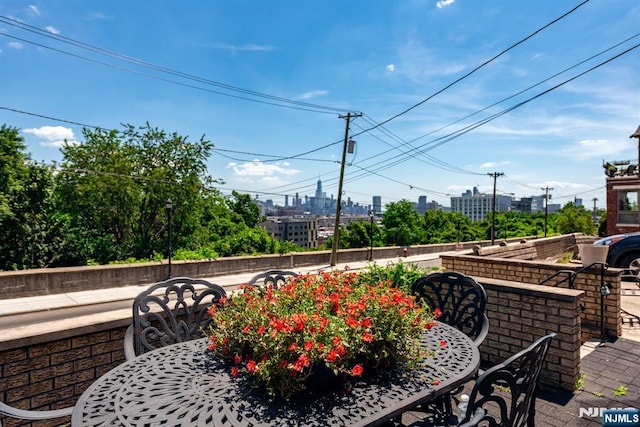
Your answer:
330,112 -> 361,266
592,197 -> 598,226
541,186 -> 554,237
488,172 -> 504,245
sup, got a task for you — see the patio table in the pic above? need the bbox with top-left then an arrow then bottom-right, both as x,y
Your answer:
72,322 -> 479,426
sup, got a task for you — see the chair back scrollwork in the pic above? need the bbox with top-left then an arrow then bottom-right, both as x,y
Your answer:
459,333 -> 556,427
247,269 -> 298,289
129,277 -> 226,358
412,271 -> 489,346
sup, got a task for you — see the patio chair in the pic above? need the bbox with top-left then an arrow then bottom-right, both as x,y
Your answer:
247,269 -> 298,289
408,333 -> 555,426
0,401 -> 73,425
412,271 -> 489,346
123,277 -> 226,360
410,271 -> 489,418
457,333 -> 556,427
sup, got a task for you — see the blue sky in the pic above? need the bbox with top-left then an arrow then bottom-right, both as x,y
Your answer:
1,1 -> 639,210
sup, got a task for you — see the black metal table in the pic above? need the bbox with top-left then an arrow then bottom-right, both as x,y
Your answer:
72,322 -> 479,426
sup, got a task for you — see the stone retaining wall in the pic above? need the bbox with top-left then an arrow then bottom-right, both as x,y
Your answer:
0,237 -> 541,299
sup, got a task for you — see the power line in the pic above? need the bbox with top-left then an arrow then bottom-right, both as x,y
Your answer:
0,15 -> 349,115
351,0 -> 591,137
0,106 -> 104,130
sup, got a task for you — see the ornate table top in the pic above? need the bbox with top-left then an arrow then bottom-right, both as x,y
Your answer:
72,322 -> 479,426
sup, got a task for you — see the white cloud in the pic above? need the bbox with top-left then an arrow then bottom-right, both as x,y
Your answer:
297,90 -> 328,100
480,161 -> 510,168
560,138 -> 628,161
27,5 -> 40,15
23,126 -> 79,147
87,13 -> 113,20
209,42 -> 275,54
227,160 -> 299,185
45,26 -> 60,35
8,42 -> 23,49
386,64 -> 395,73
436,0 -> 455,9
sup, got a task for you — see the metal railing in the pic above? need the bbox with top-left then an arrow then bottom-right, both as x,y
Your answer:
539,262 -> 610,342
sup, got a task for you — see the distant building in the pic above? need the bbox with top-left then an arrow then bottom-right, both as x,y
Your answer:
417,196 -> 427,214
416,196 -> 441,214
511,197 -> 533,214
260,217 -> 319,249
450,187 -> 512,221
372,196 -> 382,214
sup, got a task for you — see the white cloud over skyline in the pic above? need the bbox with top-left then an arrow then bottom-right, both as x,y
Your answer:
436,0 -> 455,9
23,126 -> 79,147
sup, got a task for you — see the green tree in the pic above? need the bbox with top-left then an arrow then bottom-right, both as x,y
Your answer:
56,123 -> 216,264
555,202 -> 596,235
340,219 -> 377,249
228,191 -> 263,227
382,200 -> 424,246
0,125 -> 58,270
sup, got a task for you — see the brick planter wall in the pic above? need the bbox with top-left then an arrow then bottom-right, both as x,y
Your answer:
441,254 -> 622,340
0,321 -> 128,427
473,277 -> 584,391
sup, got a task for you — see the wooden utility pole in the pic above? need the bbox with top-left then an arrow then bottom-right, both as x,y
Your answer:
330,112 -> 361,266
488,172 -> 504,245
541,186 -> 554,237
592,197 -> 598,225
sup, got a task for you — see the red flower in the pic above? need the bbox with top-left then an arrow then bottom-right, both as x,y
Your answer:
351,364 -> 364,377
346,316 -> 360,329
433,379 -> 440,385
362,332 -> 374,343
288,342 -> 298,352
246,360 -> 257,373
440,340 -> 447,348
231,367 -> 239,377
234,354 -> 242,364
433,308 -> 443,318
293,353 -> 310,372
326,349 -> 339,362
304,341 -> 314,352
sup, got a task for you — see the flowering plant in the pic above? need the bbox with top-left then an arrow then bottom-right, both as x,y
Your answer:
205,269 -> 438,399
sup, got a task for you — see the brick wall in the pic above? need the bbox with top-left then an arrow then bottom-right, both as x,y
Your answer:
0,322 -> 127,427
441,253 -> 622,340
474,277 -> 583,391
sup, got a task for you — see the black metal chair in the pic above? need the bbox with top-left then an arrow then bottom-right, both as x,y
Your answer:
0,401 -> 73,425
123,277 -> 226,360
411,271 -> 489,347
458,333 -> 556,427
247,269 -> 298,289
410,271 -> 489,419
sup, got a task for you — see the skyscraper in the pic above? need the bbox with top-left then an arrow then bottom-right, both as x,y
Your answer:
372,196 -> 382,214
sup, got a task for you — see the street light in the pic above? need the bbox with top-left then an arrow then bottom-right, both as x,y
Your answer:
166,199 -> 173,279
368,210 -> 375,261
